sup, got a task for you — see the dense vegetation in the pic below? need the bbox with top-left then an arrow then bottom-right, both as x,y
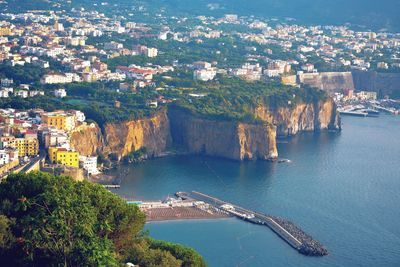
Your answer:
165,75 -> 328,123
143,0 -> 400,32
0,73 -> 328,126
0,172 -> 206,266
0,64 -> 48,85
103,37 -> 252,70
0,81 -> 161,128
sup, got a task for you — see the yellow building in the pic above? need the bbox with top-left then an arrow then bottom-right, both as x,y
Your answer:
14,138 -> 39,157
48,147 -> 79,168
0,27 -> 11,36
42,112 -> 76,131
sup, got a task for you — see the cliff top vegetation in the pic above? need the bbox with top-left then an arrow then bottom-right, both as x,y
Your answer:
0,76 -> 328,126
162,74 -> 328,123
0,65 -> 328,126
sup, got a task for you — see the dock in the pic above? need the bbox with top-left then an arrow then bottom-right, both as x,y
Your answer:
176,191 -> 328,257
131,198 -> 230,221
103,184 -> 120,189
339,110 -> 368,117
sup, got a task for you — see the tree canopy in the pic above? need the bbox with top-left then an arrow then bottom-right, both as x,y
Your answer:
0,172 -> 206,267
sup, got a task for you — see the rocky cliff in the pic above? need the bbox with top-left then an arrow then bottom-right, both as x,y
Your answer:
102,112 -> 171,160
168,108 -> 278,160
70,111 -> 171,161
70,123 -> 103,157
254,98 -> 340,137
71,99 -> 339,161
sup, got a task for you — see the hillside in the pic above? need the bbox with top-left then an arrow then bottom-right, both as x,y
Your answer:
2,0 -> 399,31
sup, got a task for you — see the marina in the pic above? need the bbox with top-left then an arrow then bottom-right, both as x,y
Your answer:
130,191 -> 328,256
176,191 -> 328,256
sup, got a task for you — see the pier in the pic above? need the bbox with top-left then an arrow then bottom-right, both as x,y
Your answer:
103,184 -> 121,189
176,191 -> 328,257
132,197 -> 230,221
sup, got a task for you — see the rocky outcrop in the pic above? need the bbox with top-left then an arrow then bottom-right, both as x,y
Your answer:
70,123 -> 103,157
168,108 -> 278,160
254,98 -> 340,137
102,111 -> 171,160
70,112 -> 171,161
71,99 -> 339,162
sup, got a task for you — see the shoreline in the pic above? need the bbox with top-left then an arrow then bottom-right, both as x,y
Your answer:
146,217 -> 234,224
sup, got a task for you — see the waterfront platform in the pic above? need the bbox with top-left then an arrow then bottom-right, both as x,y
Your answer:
144,206 -> 230,221
176,191 -> 328,257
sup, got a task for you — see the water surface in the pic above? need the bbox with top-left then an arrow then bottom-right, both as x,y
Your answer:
109,115 -> 400,267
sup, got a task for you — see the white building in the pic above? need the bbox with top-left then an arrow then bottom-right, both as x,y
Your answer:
193,69 -> 216,81
0,150 -> 10,165
79,156 -> 99,175
0,90 -> 9,98
71,110 -> 85,122
15,90 -> 28,98
146,47 -> 158,58
41,74 -> 71,84
54,88 -> 67,98
1,78 -> 13,87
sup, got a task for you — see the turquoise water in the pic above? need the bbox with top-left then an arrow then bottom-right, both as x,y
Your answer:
109,115 -> 400,267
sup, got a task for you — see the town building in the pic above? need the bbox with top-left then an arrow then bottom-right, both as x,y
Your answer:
79,155 -> 99,175
54,88 -> 67,98
14,137 -> 39,157
41,112 -> 76,131
0,150 -> 9,165
194,68 -> 216,81
48,147 -> 79,168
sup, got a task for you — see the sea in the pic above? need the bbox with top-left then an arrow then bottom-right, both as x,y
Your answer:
109,115 -> 400,267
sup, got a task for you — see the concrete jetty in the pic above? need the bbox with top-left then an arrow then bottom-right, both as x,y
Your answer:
176,191 -> 328,256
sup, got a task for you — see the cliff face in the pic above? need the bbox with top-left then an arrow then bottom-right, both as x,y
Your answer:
168,108 -> 278,160
70,124 -> 103,157
297,71 -> 400,99
71,99 -> 339,161
71,111 -> 171,161
103,111 -> 171,160
255,98 -> 340,137
298,72 -> 354,94
352,70 -> 400,98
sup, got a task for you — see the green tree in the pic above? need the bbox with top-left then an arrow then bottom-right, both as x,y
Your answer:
0,172 -> 206,266
0,172 -> 143,266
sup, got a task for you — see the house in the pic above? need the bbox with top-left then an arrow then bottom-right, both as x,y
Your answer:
41,74 -> 72,84
48,147 -> 79,168
193,68 -> 216,81
116,66 -> 154,80
54,88 -> 67,98
79,155 -> 99,175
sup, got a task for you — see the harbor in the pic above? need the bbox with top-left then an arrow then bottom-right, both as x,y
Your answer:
129,191 -> 328,257
337,99 -> 400,117
134,197 -> 231,221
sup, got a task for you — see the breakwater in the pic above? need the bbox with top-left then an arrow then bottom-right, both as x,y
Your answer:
176,191 -> 328,257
